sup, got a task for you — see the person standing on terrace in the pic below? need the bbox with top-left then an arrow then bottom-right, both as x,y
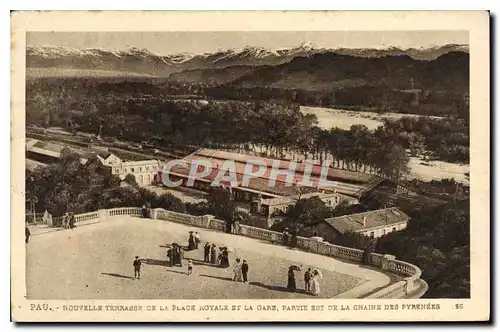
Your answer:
133,256 -> 142,280
188,231 -> 196,250
233,220 -> 241,234
204,242 -> 211,262
69,212 -> 76,229
25,224 -> 31,244
194,232 -> 201,249
283,228 -> 289,246
210,244 -> 217,265
241,259 -> 249,283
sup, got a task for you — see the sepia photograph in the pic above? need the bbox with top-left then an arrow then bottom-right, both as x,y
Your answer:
11,11 -> 489,322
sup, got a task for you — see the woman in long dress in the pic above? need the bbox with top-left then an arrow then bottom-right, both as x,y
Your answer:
210,244 -> 217,265
222,248 -> 230,268
188,232 -> 196,250
287,266 -> 297,291
233,258 -> 243,281
311,269 -> 323,296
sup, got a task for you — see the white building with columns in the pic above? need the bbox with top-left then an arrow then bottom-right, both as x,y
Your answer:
95,150 -> 162,186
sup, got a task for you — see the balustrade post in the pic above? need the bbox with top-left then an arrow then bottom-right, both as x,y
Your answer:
309,236 -> 323,252
154,208 -> 166,220
98,209 -> 109,222
404,278 -> 417,295
201,214 -> 215,229
380,254 -> 396,271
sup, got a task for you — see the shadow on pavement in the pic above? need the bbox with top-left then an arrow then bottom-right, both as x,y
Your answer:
199,274 -> 233,282
165,269 -> 187,275
188,258 -> 217,267
249,281 -> 309,294
101,273 -> 135,280
141,258 -> 168,266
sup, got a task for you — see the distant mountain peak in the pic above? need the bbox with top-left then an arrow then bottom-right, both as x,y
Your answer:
26,43 -> 469,78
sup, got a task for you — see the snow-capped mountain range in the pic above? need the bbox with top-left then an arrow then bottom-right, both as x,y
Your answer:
26,43 -> 469,78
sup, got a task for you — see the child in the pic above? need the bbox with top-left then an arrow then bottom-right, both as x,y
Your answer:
187,259 -> 193,275
133,256 -> 142,279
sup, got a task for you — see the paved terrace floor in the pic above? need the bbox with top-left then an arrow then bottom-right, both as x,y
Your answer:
26,217 -> 392,300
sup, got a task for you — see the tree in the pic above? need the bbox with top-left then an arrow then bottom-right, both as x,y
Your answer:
157,193 -> 186,213
333,231 -> 375,251
206,187 -> 236,221
384,145 -> 410,181
123,174 -> 139,187
286,196 -> 332,227
232,208 -> 249,225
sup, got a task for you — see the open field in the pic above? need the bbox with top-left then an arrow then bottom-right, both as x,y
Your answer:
408,157 -> 469,184
300,106 -> 444,131
25,217 -> 393,300
300,106 -> 468,183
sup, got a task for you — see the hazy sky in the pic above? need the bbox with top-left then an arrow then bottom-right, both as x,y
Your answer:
27,31 -> 468,55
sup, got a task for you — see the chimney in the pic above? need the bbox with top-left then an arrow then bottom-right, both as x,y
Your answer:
362,216 -> 367,227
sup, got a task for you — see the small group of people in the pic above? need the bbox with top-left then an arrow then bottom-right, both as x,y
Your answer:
286,265 -> 323,296
232,258 -> 249,283
60,212 -> 76,229
203,242 -> 230,268
303,267 -> 323,296
188,231 -> 201,250
217,247 -> 230,268
224,220 -> 241,234
166,243 -> 184,267
282,227 -> 298,247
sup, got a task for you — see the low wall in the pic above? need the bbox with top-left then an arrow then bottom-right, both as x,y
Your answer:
45,206 -> 427,299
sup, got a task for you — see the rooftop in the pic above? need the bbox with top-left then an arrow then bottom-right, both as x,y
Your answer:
323,207 -> 409,233
32,141 -> 66,154
96,151 -> 113,160
166,163 -> 318,197
261,191 -> 340,206
194,149 -> 378,184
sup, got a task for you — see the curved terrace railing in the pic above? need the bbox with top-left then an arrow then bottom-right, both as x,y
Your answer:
31,206 -> 428,299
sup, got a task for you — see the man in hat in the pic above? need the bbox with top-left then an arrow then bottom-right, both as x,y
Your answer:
204,242 -> 211,262
133,256 -> 142,279
241,259 -> 249,283
304,267 -> 312,293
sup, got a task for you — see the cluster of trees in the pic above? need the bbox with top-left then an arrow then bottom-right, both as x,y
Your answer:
26,92 -> 415,180
204,85 -> 469,119
27,78 -> 469,167
383,116 -> 469,163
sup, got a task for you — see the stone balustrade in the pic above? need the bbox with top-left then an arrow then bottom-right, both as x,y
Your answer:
41,206 -> 427,299
73,211 -> 100,226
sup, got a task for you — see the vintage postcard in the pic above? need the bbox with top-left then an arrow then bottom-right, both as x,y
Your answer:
11,11 -> 490,322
